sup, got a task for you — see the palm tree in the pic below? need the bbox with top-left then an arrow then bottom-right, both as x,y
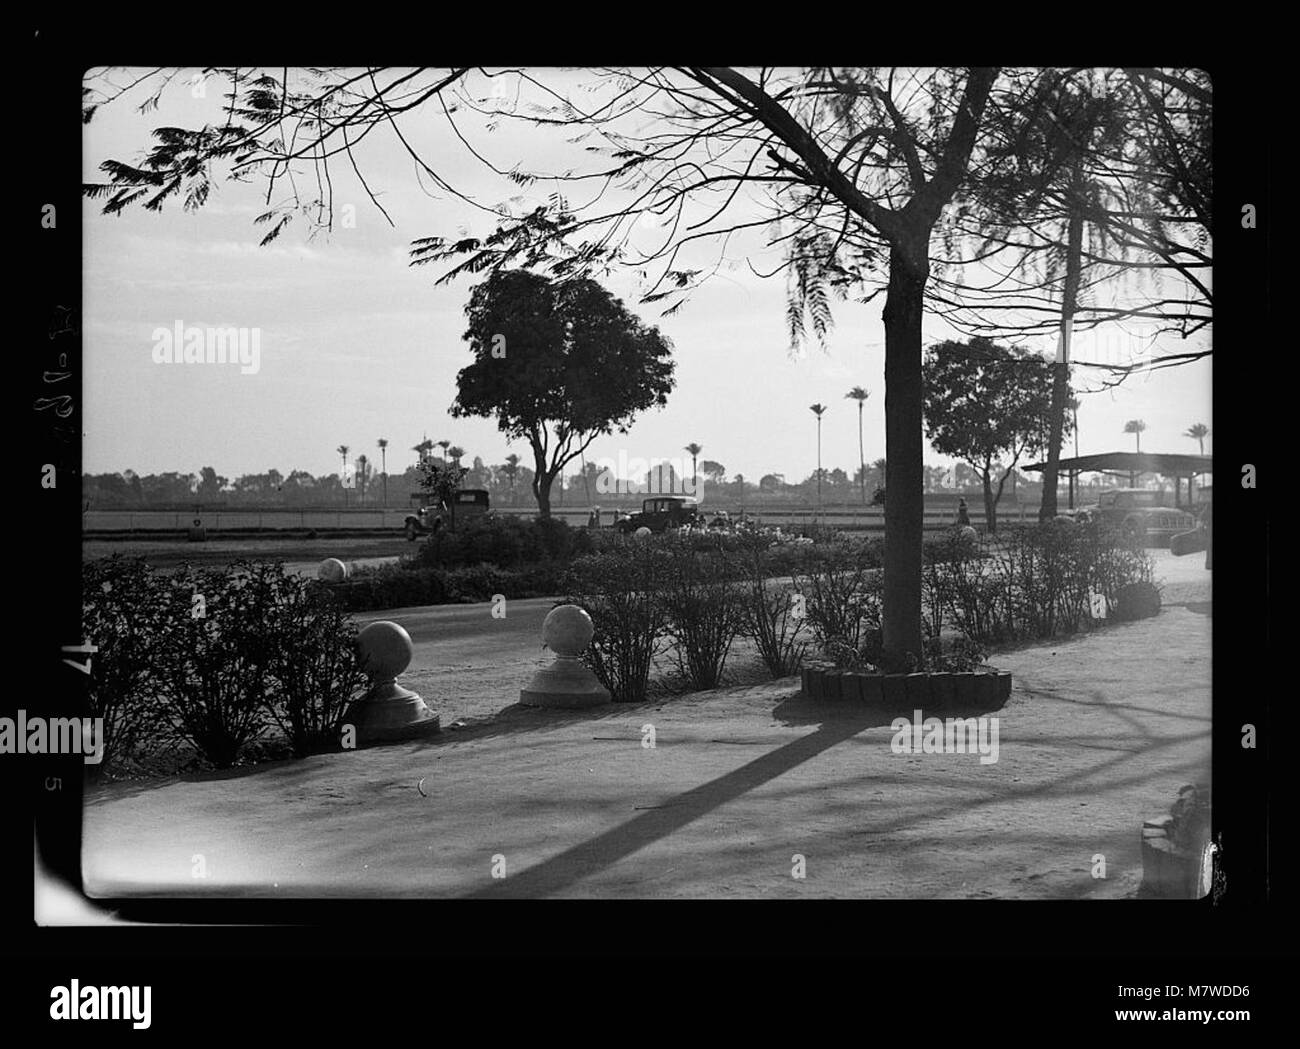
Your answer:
1123,418 -> 1147,453
684,442 -> 702,495
356,454 -> 369,503
1123,419 -> 1146,485
809,404 -> 827,524
436,439 -> 451,464
337,445 -> 350,507
377,438 -> 389,506
1185,422 -> 1209,455
447,446 -> 464,478
845,386 -> 870,506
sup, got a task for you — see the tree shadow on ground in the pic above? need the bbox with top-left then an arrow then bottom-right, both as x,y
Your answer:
461,678 -> 1201,899
464,705 -> 881,899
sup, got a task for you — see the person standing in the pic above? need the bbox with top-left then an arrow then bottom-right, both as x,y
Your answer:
956,497 -> 971,528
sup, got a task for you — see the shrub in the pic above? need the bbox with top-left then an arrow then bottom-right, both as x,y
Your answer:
412,514 -> 579,571
238,562 -> 369,757
793,555 -> 882,658
323,560 -> 571,613
1111,580 -> 1162,621
658,544 -> 744,690
81,556 -> 169,777
737,554 -> 808,678
566,547 -> 670,703
151,565 -> 272,769
923,521 -> 1155,647
922,634 -> 988,673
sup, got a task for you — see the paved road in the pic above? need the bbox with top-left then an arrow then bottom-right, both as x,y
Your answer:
355,597 -> 556,675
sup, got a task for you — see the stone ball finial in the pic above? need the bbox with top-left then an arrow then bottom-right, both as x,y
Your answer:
318,557 -> 348,582
357,620 -> 414,681
542,604 -> 594,658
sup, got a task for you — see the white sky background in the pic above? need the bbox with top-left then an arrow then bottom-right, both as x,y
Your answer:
82,67 -> 1212,484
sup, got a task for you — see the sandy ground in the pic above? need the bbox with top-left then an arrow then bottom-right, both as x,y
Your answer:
81,551 -> 1209,900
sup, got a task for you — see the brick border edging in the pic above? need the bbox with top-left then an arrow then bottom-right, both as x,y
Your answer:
800,666 -> 1011,707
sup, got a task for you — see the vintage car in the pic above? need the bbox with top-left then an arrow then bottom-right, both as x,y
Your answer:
404,489 -> 490,540
1072,488 -> 1197,546
615,496 -> 703,534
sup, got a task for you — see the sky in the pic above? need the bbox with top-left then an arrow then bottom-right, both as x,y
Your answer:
81,67 -> 1212,485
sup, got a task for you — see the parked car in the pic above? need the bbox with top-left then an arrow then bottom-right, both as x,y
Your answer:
1072,488 -> 1197,546
615,496 -> 703,534
404,489 -> 491,540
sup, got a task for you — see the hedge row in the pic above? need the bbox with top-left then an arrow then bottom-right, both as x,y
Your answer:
83,557 -> 368,777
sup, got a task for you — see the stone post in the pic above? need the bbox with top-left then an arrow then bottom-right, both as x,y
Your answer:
347,621 -> 440,744
520,605 -> 611,709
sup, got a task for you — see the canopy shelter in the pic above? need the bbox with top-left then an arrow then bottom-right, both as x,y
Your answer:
1022,452 -> 1212,509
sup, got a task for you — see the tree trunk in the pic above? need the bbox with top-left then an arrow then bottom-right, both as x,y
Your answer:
531,448 -> 554,518
880,240 -> 928,664
1040,186 -> 1084,522
982,471 -> 998,534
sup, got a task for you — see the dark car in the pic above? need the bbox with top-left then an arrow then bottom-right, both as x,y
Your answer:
404,489 -> 491,540
615,496 -> 703,534
1073,488 -> 1197,546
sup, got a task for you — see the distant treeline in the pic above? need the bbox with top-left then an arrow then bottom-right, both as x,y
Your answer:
82,459 -> 1118,511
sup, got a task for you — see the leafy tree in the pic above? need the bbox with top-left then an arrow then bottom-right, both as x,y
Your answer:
417,458 -> 468,513
464,455 -> 492,490
923,337 -> 1070,532
451,269 -> 675,516
195,466 -> 228,500
141,471 -> 198,505
700,460 -> 726,487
